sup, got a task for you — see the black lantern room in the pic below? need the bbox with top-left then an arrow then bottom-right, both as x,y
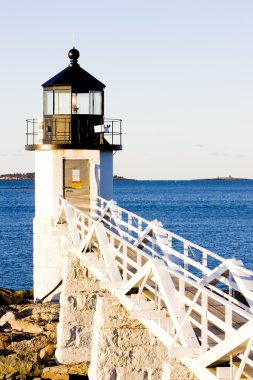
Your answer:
25,48 -> 122,151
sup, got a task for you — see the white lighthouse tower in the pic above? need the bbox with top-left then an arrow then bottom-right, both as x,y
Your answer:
26,48 -> 122,302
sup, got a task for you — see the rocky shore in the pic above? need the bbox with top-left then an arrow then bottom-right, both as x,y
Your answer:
0,288 -> 89,379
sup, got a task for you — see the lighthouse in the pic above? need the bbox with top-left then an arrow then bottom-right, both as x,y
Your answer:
26,48 -> 122,301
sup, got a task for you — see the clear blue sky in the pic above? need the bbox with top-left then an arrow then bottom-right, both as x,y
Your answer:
0,0 -> 252,179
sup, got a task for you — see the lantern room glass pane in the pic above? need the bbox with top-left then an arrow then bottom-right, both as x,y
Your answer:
43,91 -> 53,115
54,91 -> 71,114
90,91 -> 102,115
72,93 -> 89,114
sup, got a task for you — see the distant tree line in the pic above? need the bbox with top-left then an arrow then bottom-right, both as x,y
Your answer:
0,173 -> 131,180
0,172 -> 35,180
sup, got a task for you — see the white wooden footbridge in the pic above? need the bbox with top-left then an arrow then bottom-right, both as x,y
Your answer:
55,195 -> 253,380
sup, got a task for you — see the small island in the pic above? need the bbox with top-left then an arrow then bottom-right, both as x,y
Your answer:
113,175 -> 134,180
0,172 -> 35,180
206,176 -> 251,181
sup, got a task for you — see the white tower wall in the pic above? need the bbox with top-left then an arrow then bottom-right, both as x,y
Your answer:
33,149 -> 113,302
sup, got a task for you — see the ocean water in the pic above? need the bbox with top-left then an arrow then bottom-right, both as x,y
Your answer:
0,180 -> 253,290
0,181 -> 34,290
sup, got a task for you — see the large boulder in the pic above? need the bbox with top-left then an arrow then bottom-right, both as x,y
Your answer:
40,344 -> 56,363
0,288 -> 33,306
41,363 -> 89,379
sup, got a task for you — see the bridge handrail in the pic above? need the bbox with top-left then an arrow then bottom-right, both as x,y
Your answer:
57,196 -> 253,319
56,195 -> 253,379
91,196 -> 253,277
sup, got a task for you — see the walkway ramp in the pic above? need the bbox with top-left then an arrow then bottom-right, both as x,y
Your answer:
56,196 -> 253,380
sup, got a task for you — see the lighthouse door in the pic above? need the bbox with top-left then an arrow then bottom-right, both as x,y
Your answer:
63,159 -> 90,212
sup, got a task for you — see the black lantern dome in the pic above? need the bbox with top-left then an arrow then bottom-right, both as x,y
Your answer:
25,48 -> 122,151
42,48 -> 105,92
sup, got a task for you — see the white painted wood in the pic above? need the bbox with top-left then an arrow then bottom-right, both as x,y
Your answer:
197,319 -> 253,368
168,289 -> 201,350
94,223 -> 122,283
140,300 -> 156,310
100,280 -> 126,290
77,224 -> 95,256
130,310 -> 167,319
216,367 -> 237,380
168,347 -> 201,358
120,261 -> 152,295
227,259 -> 253,309
54,196 -> 253,379
151,260 -> 200,348
234,336 -> 253,380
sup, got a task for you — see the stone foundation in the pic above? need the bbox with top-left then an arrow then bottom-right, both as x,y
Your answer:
55,252 -> 108,364
55,252 -> 198,379
162,361 -> 198,380
88,294 -> 168,379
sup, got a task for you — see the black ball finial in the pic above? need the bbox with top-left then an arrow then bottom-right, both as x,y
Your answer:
68,48 -> 80,66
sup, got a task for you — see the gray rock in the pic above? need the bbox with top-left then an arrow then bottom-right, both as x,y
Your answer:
0,311 -> 16,327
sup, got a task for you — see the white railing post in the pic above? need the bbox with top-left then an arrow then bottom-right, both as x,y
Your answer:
179,243 -> 188,309
225,304 -> 233,339
118,209 -> 122,222
123,244 -> 127,282
168,234 -> 172,248
201,249 -> 208,352
184,243 -> 189,274
155,282 -> 158,309
138,219 -> 142,233
179,277 -> 185,310
202,251 -> 207,275
128,214 -> 132,239
137,251 -> 142,268
201,293 -> 208,353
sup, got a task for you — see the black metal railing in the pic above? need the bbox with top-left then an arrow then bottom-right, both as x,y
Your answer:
44,117 -> 71,144
26,119 -> 38,146
25,117 -> 122,149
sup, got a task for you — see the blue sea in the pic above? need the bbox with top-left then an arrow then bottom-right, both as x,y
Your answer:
0,180 -> 253,290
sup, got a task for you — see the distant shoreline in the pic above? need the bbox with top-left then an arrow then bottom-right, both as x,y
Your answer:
197,177 -> 252,181
0,173 -> 35,180
0,173 -> 252,181
0,173 -> 135,181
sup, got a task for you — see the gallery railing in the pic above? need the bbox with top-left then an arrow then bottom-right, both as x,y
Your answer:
25,118 -> 122,148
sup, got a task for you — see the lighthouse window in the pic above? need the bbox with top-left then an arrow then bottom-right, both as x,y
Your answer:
72,93 -> 89,114
90,91 -> 102,115
54,90 -> 71,114
71,92 -> 102,115
43,91 -> 53,115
